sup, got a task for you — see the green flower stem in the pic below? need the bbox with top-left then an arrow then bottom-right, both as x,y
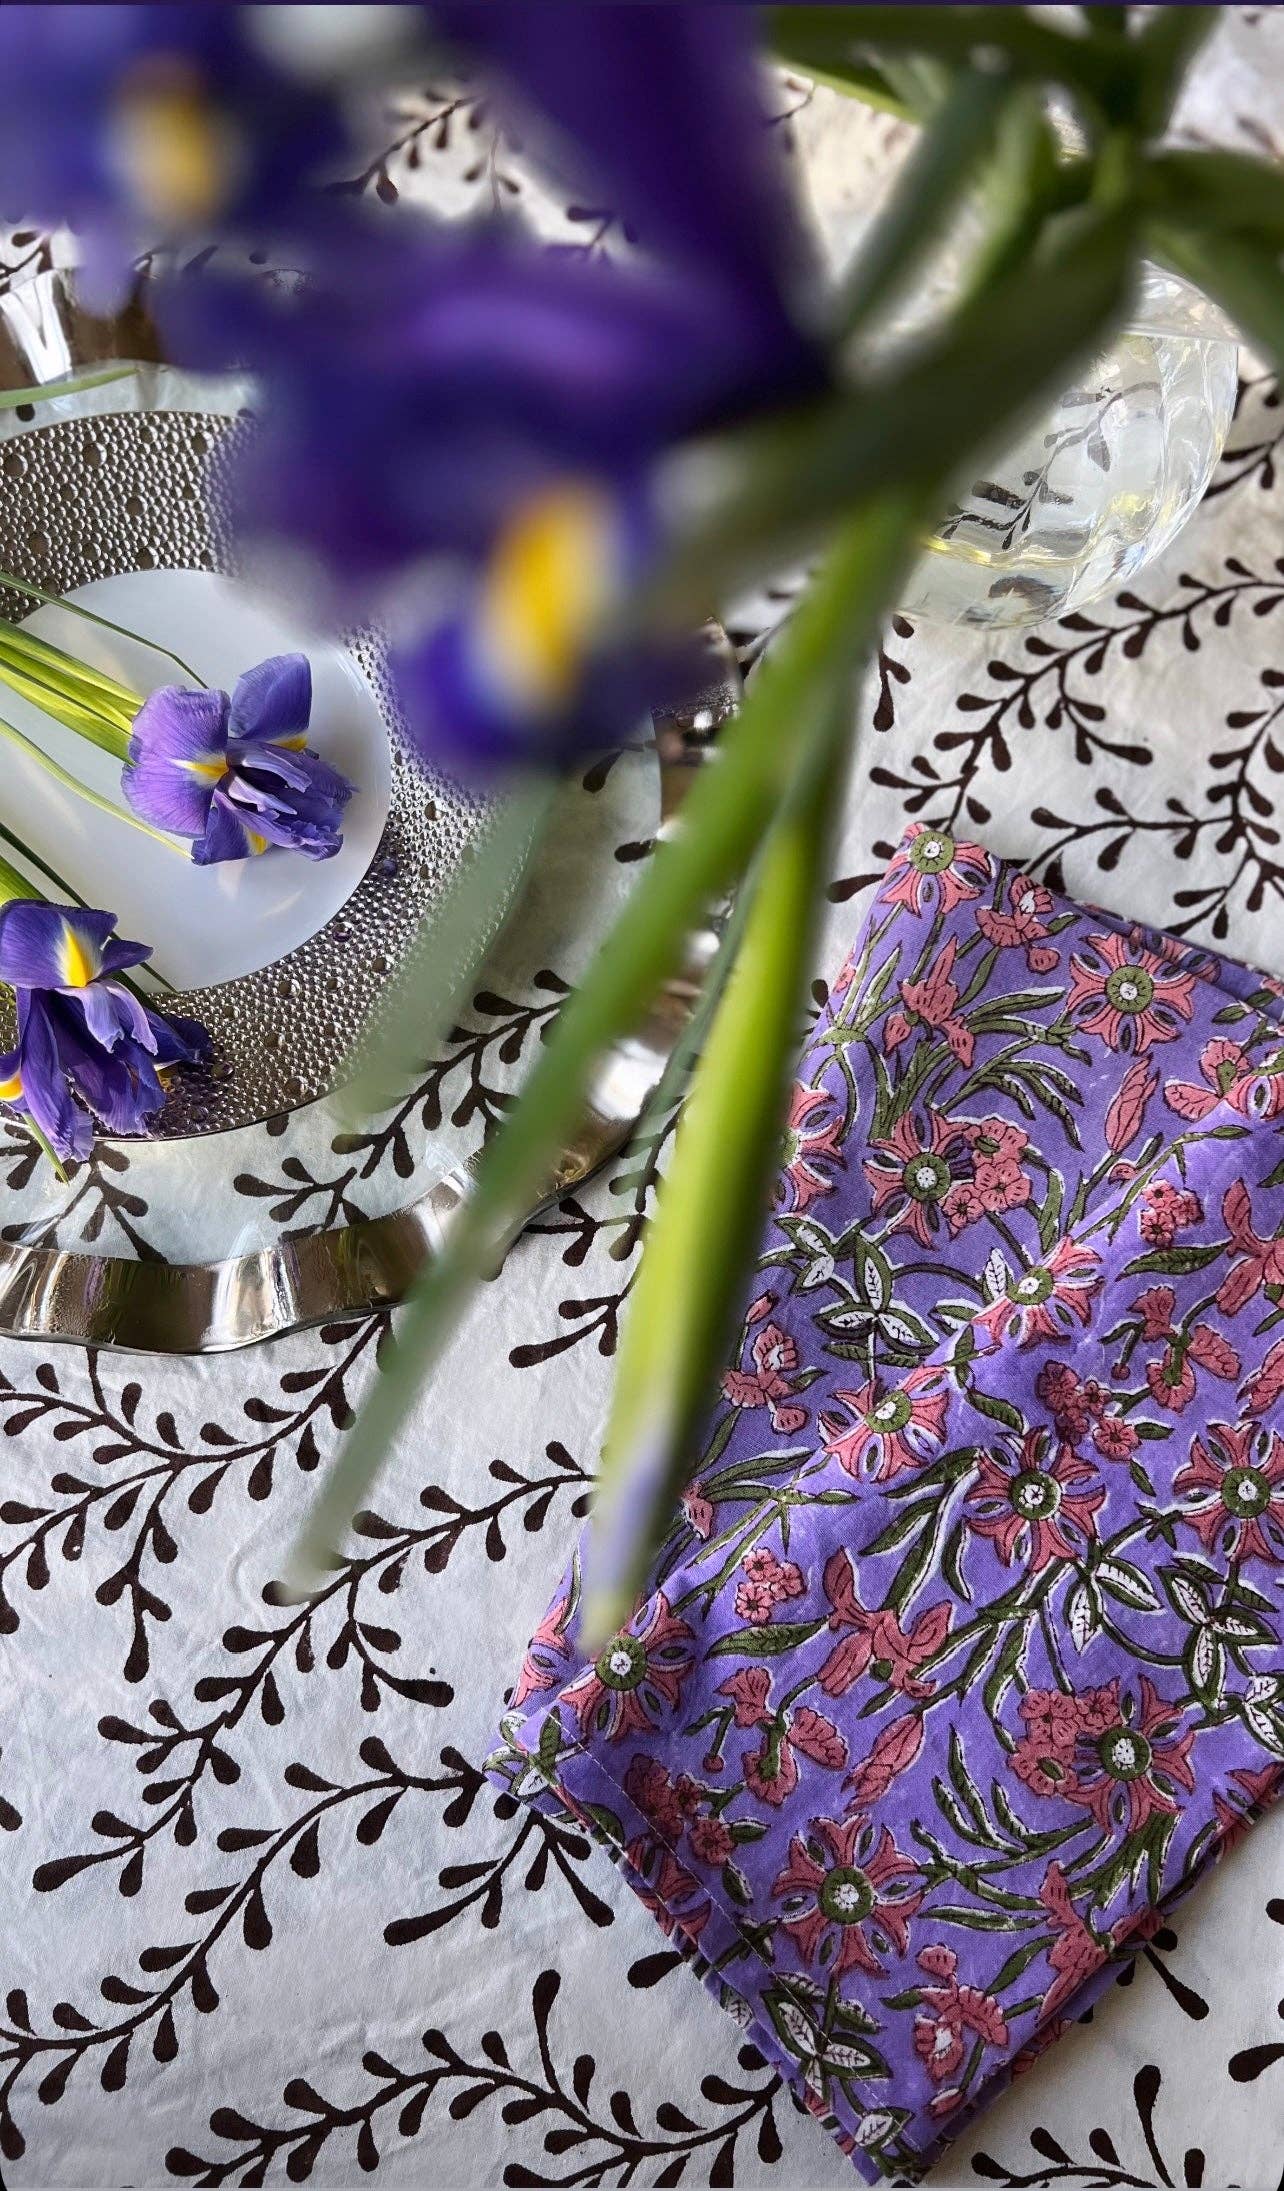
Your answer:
0,619 -> 141,718
283,492 -> 921,1595
0,821 -> 87,907
0,566 -> 207,690
583,684 -> 855,1645
1145,149 -> 1284,246
0,364 -> 136,412
782,50 -> 913,119
0,711 -> 182,852
961,91 -> 1062,304
0,852 -> 35,908
834,65 -> 1014,338
1133,6 -> 1219,138
650,201 -> 1135,623
0,639 -> 135,759
767,6 -> 1131,124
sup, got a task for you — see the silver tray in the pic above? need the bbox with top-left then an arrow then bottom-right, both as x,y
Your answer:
0,630 -> 737,1351
0,280 -> 740,1351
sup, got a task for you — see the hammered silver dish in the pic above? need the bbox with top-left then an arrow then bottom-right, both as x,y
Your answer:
0,403 -> 503,1136
0,625 -> 740,1351
0,272 -> 740,1350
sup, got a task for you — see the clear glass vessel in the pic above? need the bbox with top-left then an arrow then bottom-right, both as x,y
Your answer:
899,268 -> 1239,628
789,86 -> 1240,629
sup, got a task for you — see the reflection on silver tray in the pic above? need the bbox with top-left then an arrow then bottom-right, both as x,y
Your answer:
0,405 -> 504,1136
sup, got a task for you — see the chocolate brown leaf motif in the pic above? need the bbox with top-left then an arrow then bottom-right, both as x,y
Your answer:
167,1969 -> 783,2185
0,1321 -> 386,1680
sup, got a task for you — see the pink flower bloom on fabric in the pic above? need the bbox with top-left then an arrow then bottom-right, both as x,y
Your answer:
1144,1322 -> 1239,1417
1174,1418 -> 1284,1565
1132,1285 -> 1177,1342
1013,1680 -> 1196,1839
965,1429 -> 1105,1571
912,1943 -> 1008,2086
681,1489 -> 714,1539
1011,1687 -> 1112,1801
1037,1861 -> 1103,2019
716,1666 -> 772,1728
863,1110 -> 965,1245
778,1083 -> 845,1213
1092,1413 -> 1139,1462
1035,1360 -> 1100,1440
1104,1058 -> 1159,1153
818,1547 -> 950,1700
511,1593 -> 573,1710
883,826 -> 992,919
972,1237 -> 1102,1348
1066,929 -> 1197,1055
623,1756 -> 686,1844
734,1578 -> 777,1625
562,1591 -> 694,1744
957,1115 -> 1033,1221
788,1706 -> 848,1770
1145,1347 -> 1196,1413
1217,1179 -> 1284,1316
740,1545 -> 804,1601
820,1367 -> 950,1483
976,871 -> 1060,973
721,1321 -> 808,1436
887,936 -> 975,1067
771,1814 -> 923,1977
1062,1678 -> 1197,1839
1166,1035 -> 1284,1123
688,1815 -> 734,1866
744,1728 -> 799,1808
1138,1178 -> 1202,1249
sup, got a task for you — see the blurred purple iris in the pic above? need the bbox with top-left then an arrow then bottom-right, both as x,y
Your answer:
0,3 -> 340,308
123,653 -> 353,864
0,903 -> 208,1164
159,4 -> 826,772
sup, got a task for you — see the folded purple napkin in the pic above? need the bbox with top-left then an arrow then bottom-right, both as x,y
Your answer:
492,825 -> 1284,2183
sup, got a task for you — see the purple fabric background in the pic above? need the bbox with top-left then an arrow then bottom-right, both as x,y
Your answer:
493,826 -> 1284,2183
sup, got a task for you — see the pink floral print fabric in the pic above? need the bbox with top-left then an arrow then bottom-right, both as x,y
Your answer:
492,826 -> 1284,2184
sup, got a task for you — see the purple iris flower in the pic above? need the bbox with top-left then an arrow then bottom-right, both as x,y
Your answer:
0,3 -> 340,308
0,903 -> 208,1164
123,652 -> 353,865
158,5 -> 826,771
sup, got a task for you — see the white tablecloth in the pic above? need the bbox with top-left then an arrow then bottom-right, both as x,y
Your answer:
3,16 -> 1284,2187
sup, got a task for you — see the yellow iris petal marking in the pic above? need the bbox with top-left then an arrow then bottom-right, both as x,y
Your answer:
59,922 -> 97,990
178,756 -> 228,782
114,60 -> 231,228
270,734 -> 309,752
478,482 -> 620,715
246,831 -> 269,856
0,1071 -> 22,1101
